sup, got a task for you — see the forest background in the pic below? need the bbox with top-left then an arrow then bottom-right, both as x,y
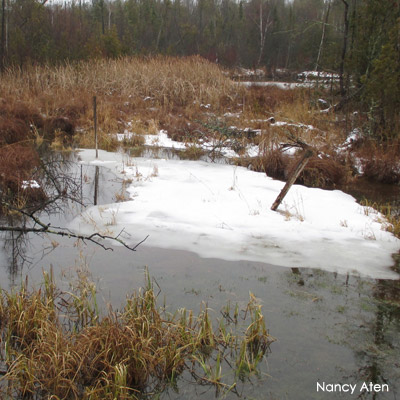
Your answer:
0,0 -> 399,137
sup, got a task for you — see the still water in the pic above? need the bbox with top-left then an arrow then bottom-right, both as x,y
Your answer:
0,160 -> 399,399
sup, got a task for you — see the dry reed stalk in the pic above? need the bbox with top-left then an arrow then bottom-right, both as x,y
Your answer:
0,270 -> 274,399
0,56 -> 236,111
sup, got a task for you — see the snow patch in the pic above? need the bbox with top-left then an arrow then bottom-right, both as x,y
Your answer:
70,149 -> 400,280
22,180 -> 40,189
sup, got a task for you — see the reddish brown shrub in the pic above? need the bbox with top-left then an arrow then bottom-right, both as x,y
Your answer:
43,117 -> 75,141
0,118 -> 31,145
12,103 -> 44,129
361,157 -> 400,184
354,139 -> 400,184
0,144 -> 42,198
0,101 -> 44,128
259,149 -> 289,180
56,99 -> 89,121
160,115 -> 203,142
244,86 -> 297,113
234,149 -> 290,180
292,154 -> 349,188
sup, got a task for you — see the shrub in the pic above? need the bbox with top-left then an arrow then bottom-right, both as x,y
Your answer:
294,155 -> 350,188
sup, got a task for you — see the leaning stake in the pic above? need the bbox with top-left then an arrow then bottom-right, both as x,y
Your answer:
93,95 -> 98,159
271,148 -> 313,211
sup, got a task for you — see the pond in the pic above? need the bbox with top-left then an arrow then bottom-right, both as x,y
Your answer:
0,153 -> 399,399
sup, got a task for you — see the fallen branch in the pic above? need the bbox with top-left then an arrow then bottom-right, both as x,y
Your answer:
271,131 -> 315,211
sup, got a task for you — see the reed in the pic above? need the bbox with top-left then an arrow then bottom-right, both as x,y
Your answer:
0,56 -> 237,116
0,269 -> 274,399
360,199 -> 400,239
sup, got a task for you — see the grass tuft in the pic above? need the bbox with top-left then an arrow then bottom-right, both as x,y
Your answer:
0,269 -> 274,399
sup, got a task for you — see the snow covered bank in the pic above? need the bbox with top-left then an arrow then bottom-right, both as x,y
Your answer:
70,149 -> 400,280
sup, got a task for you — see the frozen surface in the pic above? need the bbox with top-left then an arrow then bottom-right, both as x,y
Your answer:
69,149 -> 400,279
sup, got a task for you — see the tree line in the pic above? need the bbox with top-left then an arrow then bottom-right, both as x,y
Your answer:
0,0 -> 399,135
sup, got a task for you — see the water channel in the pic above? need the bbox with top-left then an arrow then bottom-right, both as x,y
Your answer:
0,150 -> 399,399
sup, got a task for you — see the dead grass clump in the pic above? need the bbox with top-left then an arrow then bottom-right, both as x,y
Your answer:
243,86 -> 297,115
292,154 -> 350,188
0,100 -> 45,145
12,103 -> 44,129
355,140 -> 400,184
43,116 -> 75,141
360,199 -> 400,239
0,100 -> 44,128
247,149 -> 289,180
362,158 -> 400,184
160,115 -> 204,142
121,133 -> 146,148
262,149 -> 288,180
77,131 -> 120,152
0,118 -> 30,145
0,144 -> 47,211
179,145 -> 206,160
0,271 -> 274,399
56,99 -> 90,121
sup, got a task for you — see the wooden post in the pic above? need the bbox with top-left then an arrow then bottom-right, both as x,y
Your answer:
93,96 -> 98,159
271,148 -> 313,211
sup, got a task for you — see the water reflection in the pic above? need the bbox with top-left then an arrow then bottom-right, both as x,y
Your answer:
284,268 -> 400,399
1,230 -> 27,285
93,165 -> 100,206
0,158 -> 124,289
352,279 -> 400,399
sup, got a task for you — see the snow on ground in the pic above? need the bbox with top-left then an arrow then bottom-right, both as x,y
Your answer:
22,180 -> 40,189
297,71 -> 339,81
239,81 -> 313,89
143,130 -> 187,150
70,149 -> 400,280
141,130 -> 260,158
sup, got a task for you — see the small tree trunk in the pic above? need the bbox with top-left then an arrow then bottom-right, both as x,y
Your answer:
271,148 -> 313,211
0,0 -> 5,72
315,1 -> 331,72
256,1 -> 272,67
339,0 -> 349,97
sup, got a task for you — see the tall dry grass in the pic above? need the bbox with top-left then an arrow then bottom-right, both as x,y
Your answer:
0,56 -> 237,114
0,56 -> 240,147
0,56 -> 344,150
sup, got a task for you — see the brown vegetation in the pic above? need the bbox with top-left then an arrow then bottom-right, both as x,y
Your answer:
291,154 -> 350,189
0,270 -> 274,399
0,144 -> 46,213
1,56 -> 399,193
353,139 -> 400,184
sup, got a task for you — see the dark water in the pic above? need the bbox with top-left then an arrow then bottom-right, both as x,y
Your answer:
0,161 -> 399,399
343,178 -> 400,213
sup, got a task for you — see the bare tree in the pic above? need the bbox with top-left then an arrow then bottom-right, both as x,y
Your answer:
256,0 -> 274,67
0,0 -> 5,71
315,0 -> 331,72
339,0 -> 349,97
